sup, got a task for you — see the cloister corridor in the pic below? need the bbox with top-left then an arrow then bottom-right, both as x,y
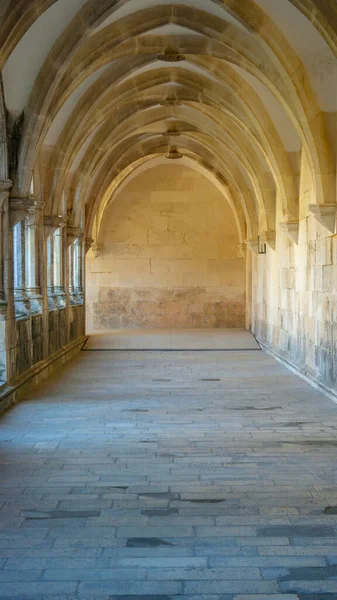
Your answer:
0,330 -> 337,598
1,0 -> 337,597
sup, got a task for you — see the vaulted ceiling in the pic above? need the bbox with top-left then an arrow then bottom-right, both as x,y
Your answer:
1,0 -> 336,243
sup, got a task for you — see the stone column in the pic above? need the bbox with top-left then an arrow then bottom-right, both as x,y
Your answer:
66,228 -> 83,342
74,233 -> 84,305
0,180 -> 12,384
66,228 -> 83,305
43,216 -> 63,310
9,197 -> 35,317
46,234 -> 55,308
13,219 -> 31,320
25,200 -> 45,313
0,180 -> 11,305
67,242 -> 74,302
53,223 -> 67,308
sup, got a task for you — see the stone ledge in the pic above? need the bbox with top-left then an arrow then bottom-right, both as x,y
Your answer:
257,339 -> 337,406
0,335 -> 88,415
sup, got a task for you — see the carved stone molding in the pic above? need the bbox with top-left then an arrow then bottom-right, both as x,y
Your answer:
66,227 -> 84,247
26,200 -> 45,227
85,237 -> 94,254
244,239 -> 259,254
9,197 -> 35,228
157,48 -> 185,62
160,97 -> 182,107
166,146 -> 183,160
279,221 -> 299,244
43,215 -> 65,238
309,203 -> 337,234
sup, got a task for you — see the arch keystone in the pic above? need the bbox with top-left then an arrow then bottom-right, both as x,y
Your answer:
157,48 -> 185,62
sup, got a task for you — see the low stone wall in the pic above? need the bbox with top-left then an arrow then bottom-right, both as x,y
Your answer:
0,335 -> 86,415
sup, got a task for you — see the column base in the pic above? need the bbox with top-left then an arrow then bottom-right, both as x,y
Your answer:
26,290 -> 43,315
14,293 -> 30,318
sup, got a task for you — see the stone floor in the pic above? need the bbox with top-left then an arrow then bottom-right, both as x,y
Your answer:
1,330 -> 337,598
83,328 -> 260,350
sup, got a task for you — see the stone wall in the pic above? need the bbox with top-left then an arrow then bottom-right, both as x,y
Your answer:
252,150 -> 337,397
86,164 -> 246,330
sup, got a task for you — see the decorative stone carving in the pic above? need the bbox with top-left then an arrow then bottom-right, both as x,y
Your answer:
160,97 -> 182,107
279,221 -> 299,244
85,237 -> 94,254
9,197 -> 35,228
157,48 -> 185,62
66,227 -> 83,247
166,146 -> 183,160
44,215 -> 65,239
309,203 -> 337,234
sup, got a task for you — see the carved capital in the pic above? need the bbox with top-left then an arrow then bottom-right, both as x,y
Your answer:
279,221 -> 299,244
9,197 -> 35,228
66,227 -> 83,247
259,230 -> 276,250
309,203 -> 336,234
26,200 -> 45,227
43,215 -> 64,238
85,237 -> 94,254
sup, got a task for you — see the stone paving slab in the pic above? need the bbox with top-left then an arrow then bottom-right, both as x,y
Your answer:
0,344 -> 337,597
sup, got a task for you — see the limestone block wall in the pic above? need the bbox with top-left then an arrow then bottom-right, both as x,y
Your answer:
252,150 -> 337,397
86,164 -> 246,330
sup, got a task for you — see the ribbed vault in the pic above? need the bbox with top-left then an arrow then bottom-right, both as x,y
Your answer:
0,0 -> 336,249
